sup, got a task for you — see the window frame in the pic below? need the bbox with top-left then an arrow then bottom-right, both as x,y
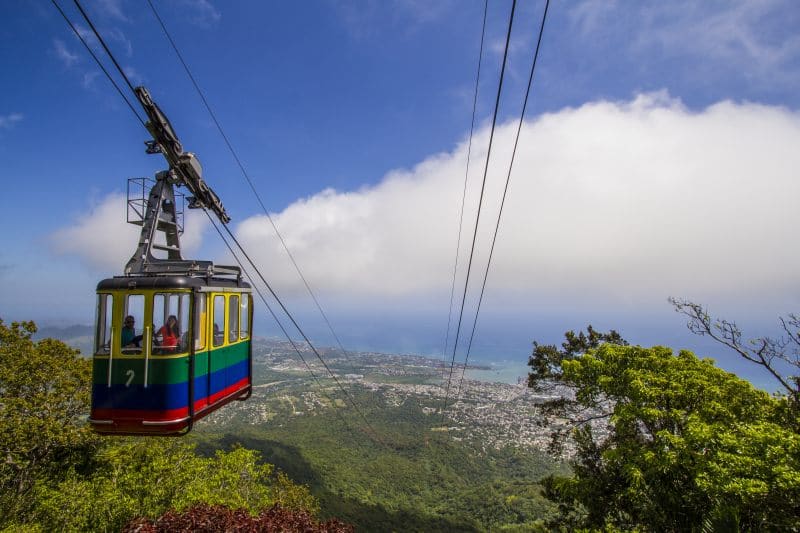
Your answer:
121,293 -> 146,355
95,293 -> 113,355
212,294 -> 226,348
240,294 -> 250,340
152,292 -> 191,356
228,294 -> 239,343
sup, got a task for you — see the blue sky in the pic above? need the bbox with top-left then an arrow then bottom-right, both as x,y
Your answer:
1,0 -> 799,390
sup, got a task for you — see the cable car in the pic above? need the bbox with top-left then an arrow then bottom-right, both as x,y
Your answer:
89,87 -> 252,435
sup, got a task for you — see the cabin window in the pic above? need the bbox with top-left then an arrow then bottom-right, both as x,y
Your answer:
95,294 -> 113,354
213,295 -> 225,347
194,293 -> 207,350
122,294 -> 145,355
228,295 -> 239,343
240,295 -> 250,339
153,293 -> 190,355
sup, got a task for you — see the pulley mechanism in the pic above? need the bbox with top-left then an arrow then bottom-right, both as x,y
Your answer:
124,86 -> 238,278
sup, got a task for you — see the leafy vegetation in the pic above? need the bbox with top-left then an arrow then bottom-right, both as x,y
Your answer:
530,326 -> 800,531
0,320 -> 98,526
0,319 -> 321,532
0,318 -> 560,531
123,503 -> 353,532
193,391 -> 562,532
18,310 -> 795,532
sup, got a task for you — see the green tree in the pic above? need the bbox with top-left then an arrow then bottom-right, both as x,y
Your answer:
0,319 -> 97,525
529,330 -> 799,531
0,319 -> 319,532
528,325 -> 627,454
32,440 -> 318,532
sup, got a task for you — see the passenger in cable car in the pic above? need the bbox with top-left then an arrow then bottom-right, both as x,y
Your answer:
156,315 -> 180,351
121,315 -> 143,347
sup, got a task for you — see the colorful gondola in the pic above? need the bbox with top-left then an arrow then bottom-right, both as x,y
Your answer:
88,86 -> 253,435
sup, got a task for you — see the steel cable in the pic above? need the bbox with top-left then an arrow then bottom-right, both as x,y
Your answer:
456,0 -> 551,399
441,0 -> 518,420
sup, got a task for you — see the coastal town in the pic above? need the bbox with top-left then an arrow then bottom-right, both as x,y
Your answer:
207,337 -> 599,456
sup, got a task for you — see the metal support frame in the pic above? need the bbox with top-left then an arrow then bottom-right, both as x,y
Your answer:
125,170 -> 204,275
128,177 -> 184,235
120,86 -> 241,280
123,170 -> 241,279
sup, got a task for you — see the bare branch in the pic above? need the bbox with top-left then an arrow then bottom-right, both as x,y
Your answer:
670,297 -> 798,404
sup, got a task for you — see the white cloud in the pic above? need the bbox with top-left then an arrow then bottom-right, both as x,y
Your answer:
95,0 -> 129,22
0,113 -> 23,129
234,94 -> 800,313
82,71 -> 100,89
53,39 -> 79,68
333,0 -> 454,40
51,192 -> 209,273
123,66 -> 143,85
636,2 -> 799,73
73,23 -> 96,46
178,0 -> 222,27
106,28 -> 133,57
70,23 -> 131,58
569,0 -> 800,89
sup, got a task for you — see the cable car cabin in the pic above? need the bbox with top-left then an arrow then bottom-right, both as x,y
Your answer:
86,85 -> 253,435
89,275 -> 253,435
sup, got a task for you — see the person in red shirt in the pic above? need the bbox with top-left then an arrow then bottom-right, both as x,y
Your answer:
157,315 -> 180,350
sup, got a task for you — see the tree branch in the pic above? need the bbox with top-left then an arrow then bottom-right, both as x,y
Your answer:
670,297 -> 797,402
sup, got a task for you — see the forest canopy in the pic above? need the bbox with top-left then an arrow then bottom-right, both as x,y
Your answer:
0,319 -> 319,532
529,327 -> 800,531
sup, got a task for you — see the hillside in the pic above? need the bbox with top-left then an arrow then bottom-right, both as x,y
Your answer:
190,338 -> 566,531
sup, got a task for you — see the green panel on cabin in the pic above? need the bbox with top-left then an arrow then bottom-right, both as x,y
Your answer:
208,341 -> 250,374
93,356 -> 191,386
92,342 -> 249,386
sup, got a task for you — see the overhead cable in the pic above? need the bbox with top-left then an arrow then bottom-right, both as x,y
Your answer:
203,210 -> 368,441
144,0 -> 365,388
441,0 -> 489,379
50,0 -> 146,128
456,0 -> 551,399
441,0 -> 518,420
219,223 -> 386,446
56,0 -> 384,445
72,0 -> 139,96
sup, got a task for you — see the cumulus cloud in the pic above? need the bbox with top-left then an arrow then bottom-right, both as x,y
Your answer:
235,94 -> 800,313
51,192 -> 209,273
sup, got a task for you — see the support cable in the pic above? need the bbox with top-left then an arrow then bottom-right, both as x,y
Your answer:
144,0 -> 364,388
441,0 -> 518,421
59,0 -> 384,444
50,0 -> 146,128
203,211 -> 325,392
219,223 -> 386,445
203,210 -> 366,440
456,0 -> 550,399
441,0 -> 489,379
72,0 -> 139,96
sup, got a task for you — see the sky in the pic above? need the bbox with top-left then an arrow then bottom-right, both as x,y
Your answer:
1,0 -> 799,390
